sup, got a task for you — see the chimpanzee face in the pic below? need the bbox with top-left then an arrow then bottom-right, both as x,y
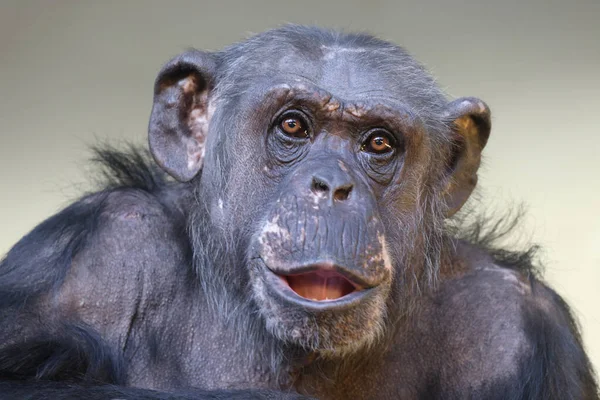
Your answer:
208,52 -> 437,354
148,30 -> 490,355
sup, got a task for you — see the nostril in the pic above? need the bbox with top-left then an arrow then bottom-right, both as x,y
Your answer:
333,185 -> 352,202
312,177 -> 330,196
311,176 -> 353,202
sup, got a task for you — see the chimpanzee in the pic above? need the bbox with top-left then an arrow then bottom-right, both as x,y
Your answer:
0,25 -> 597,400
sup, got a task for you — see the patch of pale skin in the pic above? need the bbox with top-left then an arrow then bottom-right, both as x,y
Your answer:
259,215 -> 284,238
298,225 -> 306,245
337,159 -> 348,173
179,74 -> 196,93
375,233 -> 394,274
325,100 -> 340,112
258,215 -> 292,262
476,266 -> 559,319
186,89 -> 215,171
344,103 -> 367,118
320,45 -> 369,61
295,84 -> 341,116
187,137 -> 205,171
307,189 -> 322,210
461,99 -> 473,109
478,265 -> 531,295
218,198 -> 223,210
460,99 -> 487,114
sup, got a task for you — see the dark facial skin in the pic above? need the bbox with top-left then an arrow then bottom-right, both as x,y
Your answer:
0,26 -> 597,400
196,45 -> 449,357
246,86 -> 397,353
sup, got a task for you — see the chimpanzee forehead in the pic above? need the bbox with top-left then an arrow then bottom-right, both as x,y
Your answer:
309,46 -> 397,99
265,46 -> 406,98
220,38 -> 446,112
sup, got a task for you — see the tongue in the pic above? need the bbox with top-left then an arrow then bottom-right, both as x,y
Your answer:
285,272 -> 356,301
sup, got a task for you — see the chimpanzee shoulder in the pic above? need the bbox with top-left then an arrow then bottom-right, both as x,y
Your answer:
0,146 -> 196,384
0,145 -> 192,300
413,229 -> 598,400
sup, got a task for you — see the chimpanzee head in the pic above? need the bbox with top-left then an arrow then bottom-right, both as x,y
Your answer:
148,26 -> 490,356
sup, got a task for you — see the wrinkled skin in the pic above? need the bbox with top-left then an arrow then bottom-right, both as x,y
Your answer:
0,26 -> 597,400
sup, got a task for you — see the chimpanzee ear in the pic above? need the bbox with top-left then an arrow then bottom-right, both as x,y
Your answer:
148,50 -> 217,182
441,97 -> 491,217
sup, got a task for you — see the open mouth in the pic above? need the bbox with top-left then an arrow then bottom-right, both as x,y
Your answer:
278,270 -> 361,301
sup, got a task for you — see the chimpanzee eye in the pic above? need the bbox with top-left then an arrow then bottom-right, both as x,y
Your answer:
361,130 -> 395,155
278,111 -> 309,139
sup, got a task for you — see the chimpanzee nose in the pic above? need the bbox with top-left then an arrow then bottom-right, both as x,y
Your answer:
311,169 -> 354,202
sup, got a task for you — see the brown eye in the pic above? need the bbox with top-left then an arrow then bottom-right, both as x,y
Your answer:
362,131 -> 394,154
279,113 -> 308,138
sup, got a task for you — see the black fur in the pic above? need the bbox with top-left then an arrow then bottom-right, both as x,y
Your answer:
90,144 -> 169,192
448,207 -> 542,277
517,287 -> 597,400
0,323 -> 123,384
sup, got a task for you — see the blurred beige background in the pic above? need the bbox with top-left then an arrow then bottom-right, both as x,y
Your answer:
1,0 -> 598,377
